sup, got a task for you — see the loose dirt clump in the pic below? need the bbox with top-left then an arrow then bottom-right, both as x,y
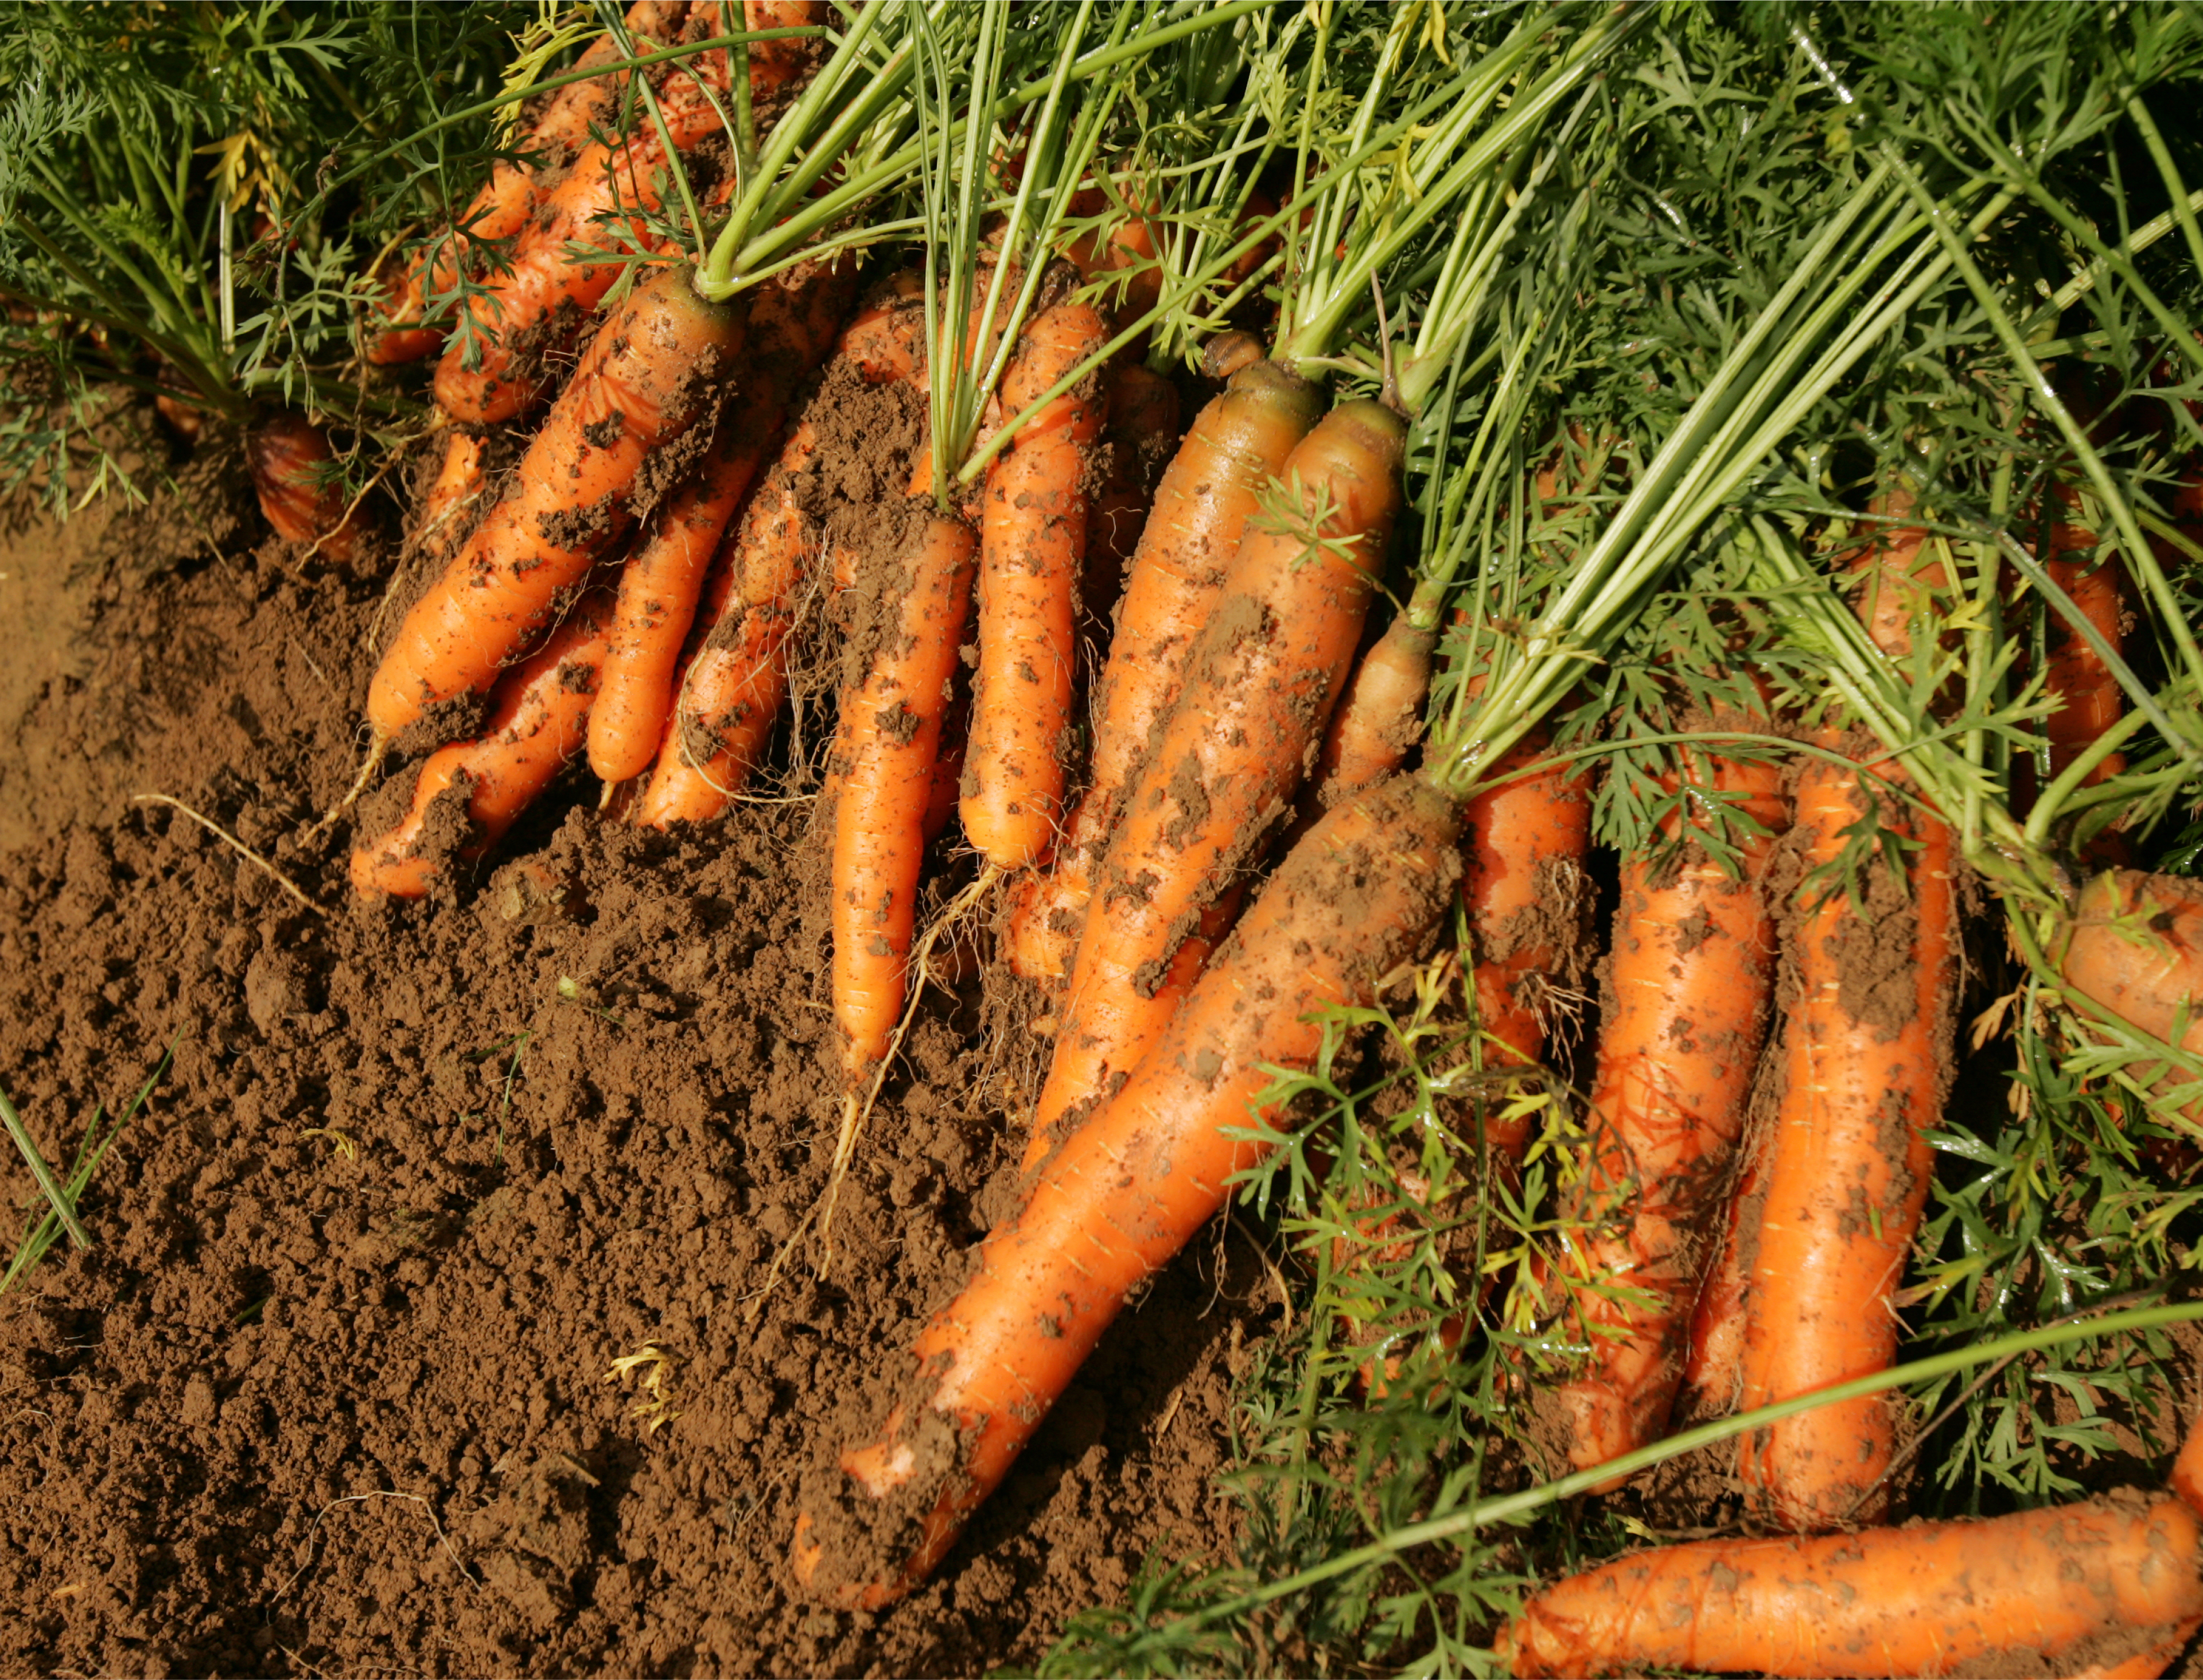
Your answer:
0,479 -> 1271,1676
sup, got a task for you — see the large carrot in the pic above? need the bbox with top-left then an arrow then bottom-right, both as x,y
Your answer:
365,0 -> 689,366
350,594 -> 613,899
831,511 -> 980,1077
587,258 -> 856,786
1500,1492 -> 2203,1679
1024,391 -> 1398,1161
435,1 -> 824,426
795,773 -> 1465,1609
1552,745 -> 1788,1483
247,413 -> 370,565
960,298 -> 1111,870
367,262 -> 742,746
1735,744 -> 1956,1531
1001,356 -> 1321,987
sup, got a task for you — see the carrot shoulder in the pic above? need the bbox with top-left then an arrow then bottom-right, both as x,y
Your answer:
368,264 -> 742,745
795,773 -> 1464,1610
1027,395 -> 1402,1159
1501,1494 -> 2203,1679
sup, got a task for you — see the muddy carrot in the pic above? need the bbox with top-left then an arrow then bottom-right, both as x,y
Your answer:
2055,869 -> 2203,1123
367,263 -> 742,746
795,773 -> 1465,1609
832,512 -> 980,1077
350,595 -> 613,899
1500,1493 -> 2203,1679
247,413 -> 369,565
999,356 -> 1321,988
417,431 -> 487,562
961,299 -> 1112,870
1552,747 -> 1789,1484
1675,1115 -> 1764,1420
1025,396 -> 1405,1160
1295,613 -> 1439,826
2062,1621 -> 2203,1680
1735,743 -> 1957,1531
366,0 -> 688,366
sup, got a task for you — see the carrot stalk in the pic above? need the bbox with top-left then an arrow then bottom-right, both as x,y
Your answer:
1735,745 -> 1957,1531
795,773 -> 1465,1609
1553,747 -> 1788,1484
349,594 -> 614,899
367,263 -> 742,746
1001,356 -> 1320,987
960,299 -> 1111,870
1025,393 -> 1400,1161
1500,1493 -> 2203,1679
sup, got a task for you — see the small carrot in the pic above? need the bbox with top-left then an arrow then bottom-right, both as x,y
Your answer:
960,298 -> 1112,871
832,511 -> 980,1078
1500,1492 -> 2203,1679
2056,869 -> 2203,1123
247,413 -> 369,565
368,263 -> 743,746
999,356 -> 1321,989
1295,613 -> 1438,826
350,594 -> 613,899
795,773 -> 1465,1609
365,0 -> 689,366
1551,745 -> 1789,1484
1735,744 -> 1956,1531
2041,497 -> 2130,788
417,431 -> 486,562
1026,396 -> 1406,1158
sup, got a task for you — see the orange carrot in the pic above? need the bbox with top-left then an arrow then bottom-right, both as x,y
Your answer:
960,299 -> 1112,870
417,431 -> 486,561
1675,1115 -> 1763,1420
2041,504 -> 2129,788
1735,744 -> 1956,1531
794,773 -> 1465,1609
365,0 -> 688,366
247,413 -> 369,565
435,1 -> 823,425
2056,869 -> 2203,1122
1025,396 -> 1404,1158
350,594 -> 614,899
1552,747 -> 1788,1483
1295,613 -> 1438,826
368,263 -> 742,745
1000,357 -> 1321,988
832,511 -> 980,1076
2062,1621 -> 2201,1680
1500,1493 -> 2203,1679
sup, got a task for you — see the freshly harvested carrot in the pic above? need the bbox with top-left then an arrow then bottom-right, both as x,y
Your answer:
1026,396 -> 1405,1156
417,431 -> 486,561
366,0 -> 688,366
1552,748 -> 1788,1483
1080,361 -> 1181,623
350,594 -> 613,899
1001,357 -> 1322,987
2041,505 -> 2129,788
368,263 -> 743,745
1735,744 -> 1956,1531
2056,869 -> 2203,1122
435,1 -> 824,425
832,512 -> 980,1076
1500,1492 -> 2203,1679
247,413 -> 369,565
1295,613 -> 1438,825
2064,1621 -> 2202,1680
960,299 -> 1111,870
1675,1115 -> 1763,1420
794,773 -> 1465,1609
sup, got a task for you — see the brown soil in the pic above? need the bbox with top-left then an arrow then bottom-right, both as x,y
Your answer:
0,469 -> 1271,1675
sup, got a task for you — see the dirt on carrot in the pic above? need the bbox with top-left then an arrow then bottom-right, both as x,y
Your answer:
0,474 -> 1272,1677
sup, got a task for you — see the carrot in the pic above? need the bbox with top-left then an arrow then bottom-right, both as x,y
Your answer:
793,773 -> 1465,1609
1500,1492 -> 2203,1679
1025,395 -> 1404,1159
1295,613 -> 1438,826
831,511 -> 980,1077
247,413 -> 369,565
365,0 -> 688,366
2055,869 -> 2203,1122
2042,511 -> 2129,788
350,593 -> 613,899
1734,743 -> 1956,1531
960,299 -> 1112,870
367,262 -> 742,746
1552,745 -> 1788,1484
2063,1621 -> 2202,1680
417,431 -> 486,562
999,357 -> 1322,989
1080,361 -> 1181,624
1675,1114 -> 1763,1420
435,1 -> 823,426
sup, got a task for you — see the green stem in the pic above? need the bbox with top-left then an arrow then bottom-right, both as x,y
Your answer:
0,1083 -> 91,1251
2022,709 -> 2153,851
